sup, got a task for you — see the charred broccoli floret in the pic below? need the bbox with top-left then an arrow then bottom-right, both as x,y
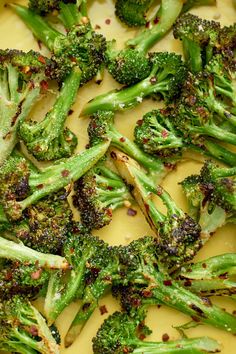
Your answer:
82,52 -> 187,115
29,0 -> 59,14
112,149 -> 202,269
173,13 -> 220,72
92,311 -> 221,354
0,49 -> 51,165
108,0 -> 183,85
88,111 -> 166,178
64,244 -> 123,347
0,295 -> 60,353
18,66 -> 81,160
12,3 -> 106,82
0,261 -> 49,300
116,236 -> 236,334
181,0 -> 216,13
73,163 -> 133,229
0,140 -> 109,220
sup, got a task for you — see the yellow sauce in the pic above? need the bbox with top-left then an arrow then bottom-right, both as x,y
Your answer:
0,0 -> 236,353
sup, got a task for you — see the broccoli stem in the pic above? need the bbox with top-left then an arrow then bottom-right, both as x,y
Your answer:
82,68 -> 171,115
2,343 -> 37,354
181,0 -> 216,13
10,4 -> 63,51
16,140 -> 110,214
127,0 -> 183,53
59,0 -> 88,30
0,236 -> 69,269
189,123 -> 236,146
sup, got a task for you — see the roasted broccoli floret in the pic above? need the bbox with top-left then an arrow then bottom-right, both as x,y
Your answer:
0,295 -> 60,353
0,49 -> 51,165
82,52 -> 187,115
64,244 -> 123,347
10,189 -> 73,254
111,149 -> 202,269
0,261 -> 49,300
174,253 -> 236,298
0,235 -> 68,269
92,311 -> 221,354
28,0 -> 59,14
0,140 -> 109,220
88,111 -> 166,178
108,0 -> 183,85
73,163 -> 133,229
12,2 -> 106,82
18,66 -> 81,160
173,13 -> 220,72
116,236 -> 236,334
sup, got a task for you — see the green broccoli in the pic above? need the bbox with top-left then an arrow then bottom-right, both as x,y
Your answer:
107,0 -> 183,85
73,163 -> 133,229
173,13 -> 220,72
0,49 -> 51,165
111,149 -> 202,269
82,52 -> 187,115
11,2 -> 106,82
0,140 -> 109,220
88,111 -> 166,178
0,295 -> 60,353
92,311 -> 221,354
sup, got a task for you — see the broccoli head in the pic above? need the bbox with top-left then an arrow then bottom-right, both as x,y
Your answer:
115,0 -> 154,27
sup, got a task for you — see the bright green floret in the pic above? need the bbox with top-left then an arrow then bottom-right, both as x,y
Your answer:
0,295 -> 60,354
93,311 -> 221,354
115,0 -> 154,27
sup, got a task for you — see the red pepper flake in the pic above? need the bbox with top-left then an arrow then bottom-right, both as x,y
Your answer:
105,18 -> 111,25
28,325 -> 38,336
232,310 -> 236,316
110,151 -> 117,160
61,169 -> 70,177
99,305 -> 108,315
202,263 -> 207,268
145,21 -> 150,28
40,80 -> 49,91
163,279 -> 172,286
142,138 -> 149,143
191,315 -> 201,323
142,290 -> 153,298
127,208 -> 137,217
153,17 -> 160,24
68,109 -> 74,116
120,137 -> 126,142
38,55 -> 46,64
31,268 -> 42,280
70,57 -> 77,63
139,333 -> 146,340
95,24 -> 101,30
37,184 -> 44,189
137,119 -> 143,126
157,187 -> 163,196
162,333 -> 169,342
161,130 -> 168,138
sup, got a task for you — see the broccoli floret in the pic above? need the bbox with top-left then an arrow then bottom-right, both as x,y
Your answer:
134,109 -> 184,159
219,23 -> 236,54
0,140 -> 109,220
116,236 -> 236,335
0,261 -> 49,300
12,3 -> 106,82
92,311 -> 221,354
0,49 -> 51,165
88,111 -> 166,178
64,244 -> 123,347
82,52 -> 187,115
0,295 -> 60,353
109,0 -> 183,85
111,149 -> 202,269
10,189 -> 73,254
73,163 -> 133,229
173,13 -> 220,72
18,66 -> 80,160
174,253 -> 236,298
0,235 -> 68,269
29,0 -> 59,14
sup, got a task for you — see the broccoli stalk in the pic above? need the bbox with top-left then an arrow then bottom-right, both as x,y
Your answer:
107,0 -> 183,85
82,52 -> 187,115
18,66 -> 81,160
174,253 -> 236,298
181,0 -> 216,13
64,245 -> 122,347
88,111 -> 166,178
0,295 -> 60,354
73,163 -> 133,229
111,148 -> 202,269
0,140 -> 110,220
0,49 -> 51,165
173,13 -> 220,72
11,3 -> 106,82
92,311 -> 221,354
0,236 -> 68,269
118,236 -> 236,334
